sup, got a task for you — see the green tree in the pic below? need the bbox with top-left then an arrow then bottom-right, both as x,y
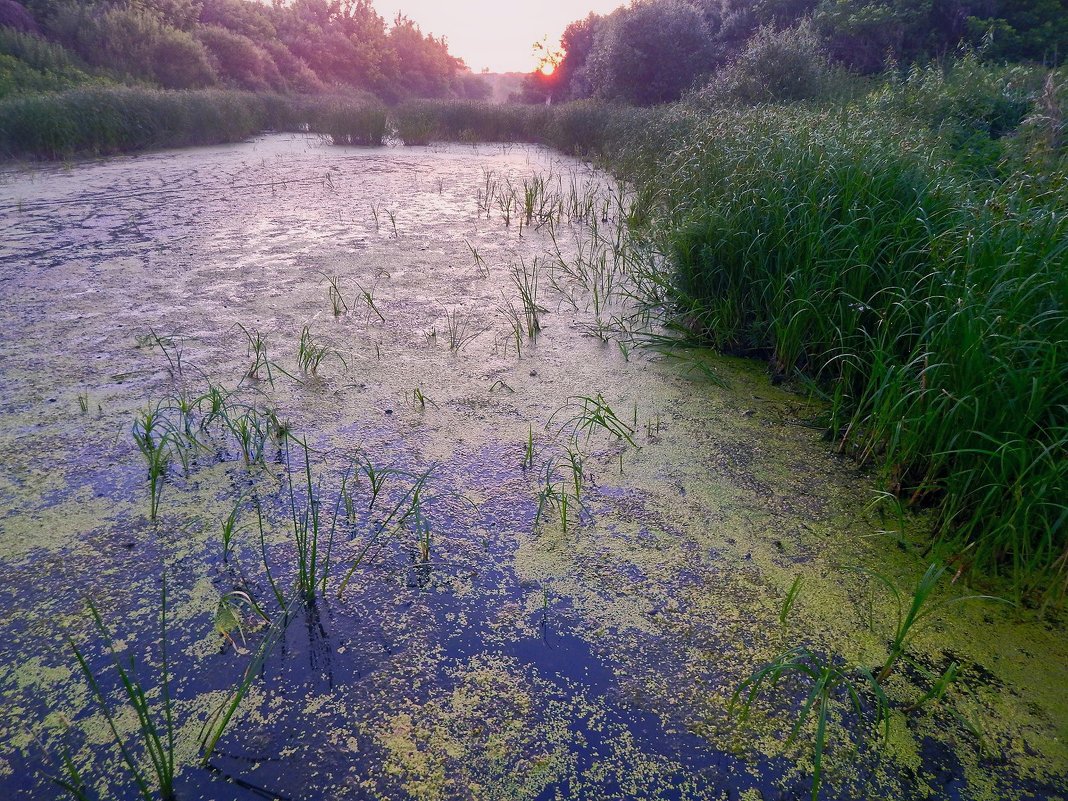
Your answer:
586,0 -> 715,105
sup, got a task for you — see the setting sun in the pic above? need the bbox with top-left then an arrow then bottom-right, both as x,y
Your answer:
539,62 -> 556,77
374,1 -> 622,72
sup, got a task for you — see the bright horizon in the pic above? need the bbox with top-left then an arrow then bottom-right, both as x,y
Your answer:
374,1 -> 623,73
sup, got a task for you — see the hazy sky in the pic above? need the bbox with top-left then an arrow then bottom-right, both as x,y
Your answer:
374,1 -> 624,73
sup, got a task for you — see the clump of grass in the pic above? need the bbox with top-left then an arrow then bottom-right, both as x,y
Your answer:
410,387 -> 438,411
285,438 -> 340,603
200,592 -> 296,765
533,459 -> 584,535
550,393 -> 637,448
732,646 -> 889,801
332,460 -> 455,597
393,103 -> 438,145
297,326 -> 330,375
498,296 -> 525,357
853,562 -> 1006,682
222,405 -> 273,465
735,561 -> 1004,800
67,581 -> 177,801
509,257 -> 542,338
315,99 -> 387,146
321,273 -> 349,317
442,307 -> 481,352
235,324 -> 274,384
132,404 -> 171,521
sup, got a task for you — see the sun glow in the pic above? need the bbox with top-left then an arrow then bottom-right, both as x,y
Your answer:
539,62 -> 556,77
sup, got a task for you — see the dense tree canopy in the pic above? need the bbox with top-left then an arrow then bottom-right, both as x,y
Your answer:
534,0 -> 1066,105
586,0 -> 714,104
1,0 -> 483,98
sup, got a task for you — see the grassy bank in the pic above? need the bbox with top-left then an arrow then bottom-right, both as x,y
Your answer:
0,86 -> 385,159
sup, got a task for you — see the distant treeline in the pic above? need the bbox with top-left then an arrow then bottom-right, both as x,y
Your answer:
0,0 -> 490,100
522,0 -> 1067,105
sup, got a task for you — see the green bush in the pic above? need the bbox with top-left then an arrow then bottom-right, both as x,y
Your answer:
0,28 -> 103,97
696,22 -> 853,106
197,23 -> 282,91
48,3 -> 215,89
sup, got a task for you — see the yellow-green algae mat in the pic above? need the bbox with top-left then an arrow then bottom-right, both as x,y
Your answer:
0,135 -> 1064,801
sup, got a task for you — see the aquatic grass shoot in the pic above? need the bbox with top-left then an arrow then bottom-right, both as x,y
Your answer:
732,646 -> 889,801
853,562 -> 1007,683
781,575 -> 805,627
285,437 -> 342,603
442,307 -> 482,352
498,296 -> 525,357
200,592 -> 297,766
509,257 -> 542,338
465,239 -> 489,277
236,324 -> 274,385
551,393 -> 637,448
132,404 -> 171,521
67,580 -> 177,801
356,281 -> 386,323
297,326 -> 331,375
737,561 -> 1004,799
321,273 -> 349,317
522,424 -> 535,470
220,497 -> 242,563
410,387 -> 438,411
336,464 -> 436,597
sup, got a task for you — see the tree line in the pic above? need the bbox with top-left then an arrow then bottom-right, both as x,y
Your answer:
522,0 -> 1067,105
0,0 -> 491,100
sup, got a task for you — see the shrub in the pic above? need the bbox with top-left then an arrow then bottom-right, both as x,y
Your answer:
696,22 -> 850,106
585,0 -> 714,105
197,23 -> 281,91
48,3 -> 216,89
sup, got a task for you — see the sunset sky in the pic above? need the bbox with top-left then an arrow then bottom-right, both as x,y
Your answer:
375,1 -> 624,73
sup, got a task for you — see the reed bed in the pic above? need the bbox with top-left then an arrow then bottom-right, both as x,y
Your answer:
0,87 -> 382,159
637,103 -> 1067,600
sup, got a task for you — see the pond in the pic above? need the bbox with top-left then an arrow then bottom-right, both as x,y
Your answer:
0,134 -> 1064,801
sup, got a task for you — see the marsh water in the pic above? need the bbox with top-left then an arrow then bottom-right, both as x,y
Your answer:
0,135 -> 1065,801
